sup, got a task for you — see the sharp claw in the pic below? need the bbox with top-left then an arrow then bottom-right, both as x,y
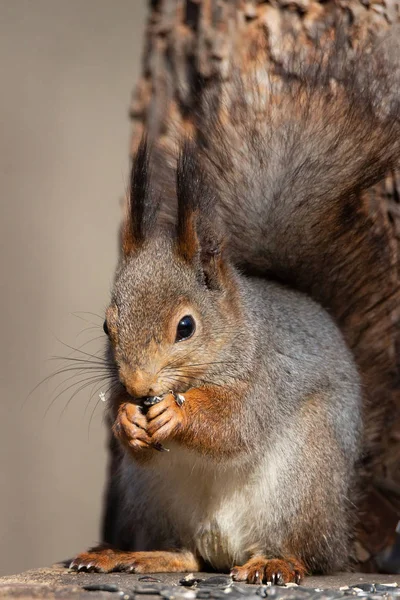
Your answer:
276,572 -> 284,586
78,564 -> 87,572
295,572 -> 301,585
174,393 -> 186,407
152,442 -> 169,452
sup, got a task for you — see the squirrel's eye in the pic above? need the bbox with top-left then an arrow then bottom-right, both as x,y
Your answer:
175,315 -> 196,342
103,320 -> 109,336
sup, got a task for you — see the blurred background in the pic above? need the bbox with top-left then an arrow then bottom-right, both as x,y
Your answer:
0,0 -> 147,576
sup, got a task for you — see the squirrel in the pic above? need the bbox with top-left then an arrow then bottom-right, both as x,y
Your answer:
69,39 -> 400,583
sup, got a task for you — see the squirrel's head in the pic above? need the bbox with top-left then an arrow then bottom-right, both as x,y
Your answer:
105,139 -> 245,400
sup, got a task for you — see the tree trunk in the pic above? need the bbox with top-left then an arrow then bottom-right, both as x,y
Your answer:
103,0 -> 400,571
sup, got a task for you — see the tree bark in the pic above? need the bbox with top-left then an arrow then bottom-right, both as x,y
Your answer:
103,0 -> 400,571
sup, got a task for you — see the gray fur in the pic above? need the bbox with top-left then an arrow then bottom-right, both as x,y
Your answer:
107,235 -> 361,573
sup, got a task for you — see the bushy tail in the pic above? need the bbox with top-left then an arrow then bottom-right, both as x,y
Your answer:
194,37 -> 400,469
197,41 -> 399,297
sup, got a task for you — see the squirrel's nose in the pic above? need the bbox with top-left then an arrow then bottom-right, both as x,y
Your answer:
119,367 -> 157,398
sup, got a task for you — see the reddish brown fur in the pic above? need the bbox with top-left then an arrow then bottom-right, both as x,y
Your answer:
112,384 -> 250,459
176,209 -> 200,262
122,215 -> 136,256
145,384 -> 250,457
70,546 -> 201,574
170,384 -> 249,456
231,556 -> 306,585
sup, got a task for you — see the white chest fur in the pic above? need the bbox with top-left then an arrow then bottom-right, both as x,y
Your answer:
135,443 -> 287,570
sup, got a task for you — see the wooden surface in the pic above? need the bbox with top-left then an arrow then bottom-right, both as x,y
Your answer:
1,565 -> 400,599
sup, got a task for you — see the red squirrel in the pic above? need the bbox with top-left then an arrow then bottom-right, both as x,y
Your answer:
69,41 -> 400,583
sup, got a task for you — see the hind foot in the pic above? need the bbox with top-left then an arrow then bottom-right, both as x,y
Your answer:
231,556 -> 306,585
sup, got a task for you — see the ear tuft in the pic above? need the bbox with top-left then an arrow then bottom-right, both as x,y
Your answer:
176,139 -> 225,288
176,139 -> 205,262
122,137 -> 160,255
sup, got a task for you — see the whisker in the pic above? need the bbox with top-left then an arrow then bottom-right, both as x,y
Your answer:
57,375 -> 113,423
82,378 -> 110,423
84,376 -> 119,418
53,336 -> 111,363
167,365 -> 232,379
164,342 -> 241,370
88,380 -> 120,438
165,360 -> 237,369
72,311 -> 104,323
50,355 -> 114,368
22,364 -> 114,410
49,368 -> 107,397
76,326 -> 102,340
67,333 -> 105,358
83,380 -> 107,419
44,374 -> 97,419
73,340 -> 108,357
88,397 -> 103,439
164,352 -> 194,370
164,373 -> 226,390
45,373 -> 114,419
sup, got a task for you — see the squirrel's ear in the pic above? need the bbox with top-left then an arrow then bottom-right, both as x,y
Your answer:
122,137 -> 159,255
176,140 -> 225,289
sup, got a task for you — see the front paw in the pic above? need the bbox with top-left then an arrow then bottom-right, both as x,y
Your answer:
113,402 -> 152,453
146,393 -> 186,444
